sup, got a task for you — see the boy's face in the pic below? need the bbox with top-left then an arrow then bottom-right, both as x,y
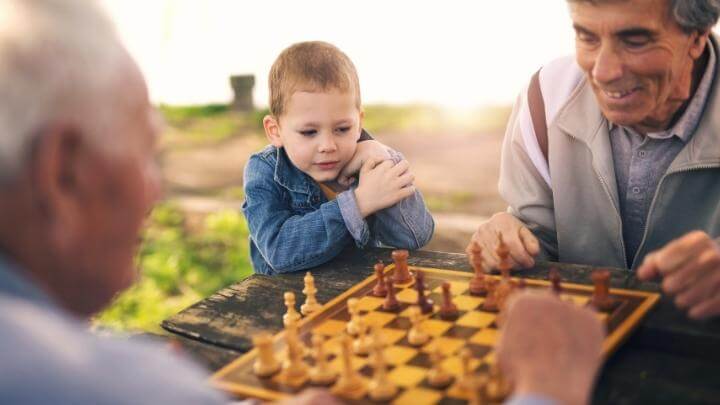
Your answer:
264,89 -> 362,183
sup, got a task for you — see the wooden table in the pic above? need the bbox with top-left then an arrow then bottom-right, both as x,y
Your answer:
162,247 -> 720,404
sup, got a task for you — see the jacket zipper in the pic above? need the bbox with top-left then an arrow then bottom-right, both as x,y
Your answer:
630,163 -> 720,269
591,163 -> 628,268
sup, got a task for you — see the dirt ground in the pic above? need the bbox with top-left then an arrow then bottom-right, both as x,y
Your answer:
161,130 -> 507,253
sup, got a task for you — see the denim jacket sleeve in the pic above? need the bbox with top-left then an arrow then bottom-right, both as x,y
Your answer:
368,150 -> 435,249
242,155 -> 354,273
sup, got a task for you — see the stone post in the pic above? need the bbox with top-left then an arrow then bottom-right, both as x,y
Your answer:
229,74 -> 255,111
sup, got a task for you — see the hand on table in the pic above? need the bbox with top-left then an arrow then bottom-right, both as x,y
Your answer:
468,212 -> 540,270
338,140 -> 392,187
497,292 -> 604,405
353,158 -> 415,218
637,230 -> 720,320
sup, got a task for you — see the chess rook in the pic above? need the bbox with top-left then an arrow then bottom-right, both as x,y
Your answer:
590,269 -> 615,311
391,249 -> 412,284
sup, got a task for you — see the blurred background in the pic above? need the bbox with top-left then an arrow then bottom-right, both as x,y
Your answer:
96,0 -> 576,332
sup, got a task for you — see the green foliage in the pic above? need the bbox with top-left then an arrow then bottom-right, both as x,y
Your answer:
96,203 -> 253,332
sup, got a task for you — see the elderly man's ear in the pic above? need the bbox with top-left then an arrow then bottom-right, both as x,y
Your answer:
29,124 -> 96,244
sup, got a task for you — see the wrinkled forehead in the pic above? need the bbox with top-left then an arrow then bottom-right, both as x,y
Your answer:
569,0 -> 672,29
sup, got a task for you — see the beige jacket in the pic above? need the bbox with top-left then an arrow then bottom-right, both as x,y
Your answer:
499,37 -> 720,270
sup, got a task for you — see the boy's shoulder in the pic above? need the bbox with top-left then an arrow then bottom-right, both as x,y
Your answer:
249,144 -> 280,164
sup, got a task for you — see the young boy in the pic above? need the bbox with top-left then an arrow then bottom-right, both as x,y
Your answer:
243,41 -> 434,275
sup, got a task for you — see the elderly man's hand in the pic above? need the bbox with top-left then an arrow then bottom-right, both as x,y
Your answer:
497,292 -> 604,405
468,212 -> 540,270
338,140 -> 392,187
274,388 -> 342,405
637,231 -> 720,320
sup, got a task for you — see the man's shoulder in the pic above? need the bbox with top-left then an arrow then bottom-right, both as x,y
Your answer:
0,295 -> 225,404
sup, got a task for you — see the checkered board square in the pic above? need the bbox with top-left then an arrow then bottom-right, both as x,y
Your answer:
212,265 -> 660,404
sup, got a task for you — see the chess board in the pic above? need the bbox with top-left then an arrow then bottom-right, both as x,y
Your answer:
211,265 -> 660,404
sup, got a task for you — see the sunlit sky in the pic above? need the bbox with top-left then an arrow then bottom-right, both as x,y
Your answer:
101,1 -> 576,108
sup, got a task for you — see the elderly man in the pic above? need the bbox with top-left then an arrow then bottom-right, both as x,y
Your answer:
471,0 -> 720,320
0,0 -> 605,404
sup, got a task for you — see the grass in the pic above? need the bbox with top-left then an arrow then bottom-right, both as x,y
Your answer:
95,203 -> 254,333
425,191 -> 477,212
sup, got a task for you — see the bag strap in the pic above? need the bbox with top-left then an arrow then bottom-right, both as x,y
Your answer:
528,69 -> 549,162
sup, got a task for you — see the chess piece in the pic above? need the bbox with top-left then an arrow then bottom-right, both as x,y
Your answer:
331,335 -> 366,398
283,291 -> 301,327
427,344 -> 453,388
415,270 -> 434,314
252,332 -> 280,377
391,249 -> 412,284
346,298 -> 362,336
382,277 -> 400,311
590,269 -> 615,311
309,334 -> 337,385
367,328 -> 398,401
371,261 -> 388,297
467,242 -> 488,296
482,278 -> 499,312
549,268 -> 562,295
457,347 -> 475,392
517,278 -> 527,290
301,272 -> 322,316
486,363 -> 512,402
496,233 -> 512,277
439,282 -> 459,320
280,321 -> 309,383
495,276 -> 515,313
352,318 -> 372,356
407,306 -> 430,346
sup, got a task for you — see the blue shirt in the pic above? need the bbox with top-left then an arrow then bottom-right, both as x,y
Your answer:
0,254 -> 227,405
242,145 -> 435,275
610,44 -> 716,267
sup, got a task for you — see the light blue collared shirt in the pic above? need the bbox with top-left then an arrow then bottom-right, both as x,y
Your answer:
0,253 -> 227,404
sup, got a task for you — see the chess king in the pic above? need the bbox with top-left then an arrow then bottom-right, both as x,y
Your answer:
467,0 -> 720,320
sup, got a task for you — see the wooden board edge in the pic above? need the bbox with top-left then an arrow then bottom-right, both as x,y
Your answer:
602,292 -> 661,355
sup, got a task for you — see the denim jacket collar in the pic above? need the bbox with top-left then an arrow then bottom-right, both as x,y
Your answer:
273,147 -> 315,195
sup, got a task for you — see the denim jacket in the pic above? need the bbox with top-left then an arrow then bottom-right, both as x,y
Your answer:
242,145 -> 434,275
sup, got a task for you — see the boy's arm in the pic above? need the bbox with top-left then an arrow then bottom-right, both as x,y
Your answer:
243,156 -> 356,274
369,150 -> 434,250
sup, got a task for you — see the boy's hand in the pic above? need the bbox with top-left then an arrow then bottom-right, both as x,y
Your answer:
354,157 -> 415,218
338,140 -> 392,187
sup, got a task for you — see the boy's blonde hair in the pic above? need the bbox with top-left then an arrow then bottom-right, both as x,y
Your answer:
268,41 -> 361,117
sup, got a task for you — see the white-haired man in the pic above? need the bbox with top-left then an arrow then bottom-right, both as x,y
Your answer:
471,0 -> 720,320
0,1 -> 604,404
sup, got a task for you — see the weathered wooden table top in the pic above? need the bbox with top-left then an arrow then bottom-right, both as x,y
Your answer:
162,247 -> 720,404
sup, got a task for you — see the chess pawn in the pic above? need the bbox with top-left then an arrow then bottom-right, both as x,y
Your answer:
301,272 -> 322,316
482,278 -> 499,312
457,348 -> 476,393
367,327 -> 398,401
427,344 -> 453,388
439,282 -> 459,321
590,269 -> 615,311
549,268 -> 562,295
382,277 -> 400,311
352,318 -> 372,356
309,334 -> 337,385
346,298 -> 362,336
415,271 -> 434,314
407,306 -> 430,346
331,335 -> 366,398
371,262 -> 388,297
283,291 -> 301,327
252,332 -> 280,377
486,364 -> 512,402
391,249 -> 412,284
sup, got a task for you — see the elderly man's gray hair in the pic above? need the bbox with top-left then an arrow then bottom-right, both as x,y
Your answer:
0,0 -> 126,184
568,0 -> 720,33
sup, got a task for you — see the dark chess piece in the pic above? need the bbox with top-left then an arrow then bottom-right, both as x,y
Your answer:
392,250 -> 412,284
439,282 -> 459,320
382,277 -> 400,311
415,271 -> 434,314
372,261 -> 388,297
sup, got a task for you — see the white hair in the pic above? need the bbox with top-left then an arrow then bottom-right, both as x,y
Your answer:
0,0 -> 128,183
